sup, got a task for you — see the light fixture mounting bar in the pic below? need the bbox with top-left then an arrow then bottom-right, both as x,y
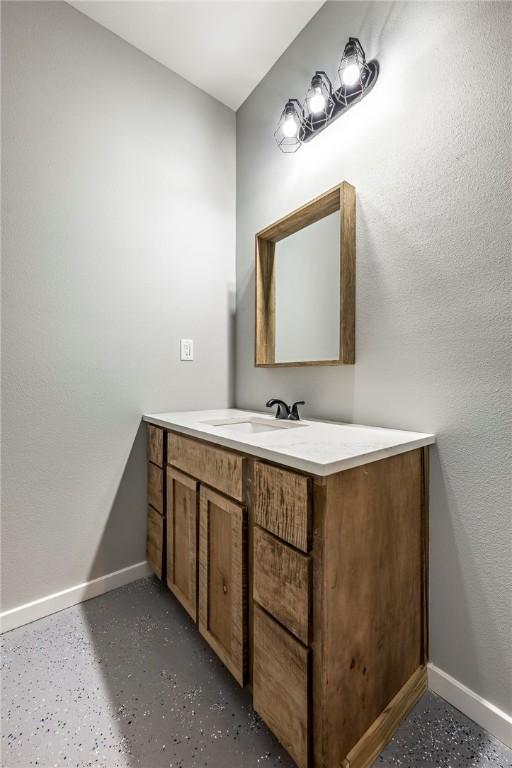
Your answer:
302,59 -> 379,143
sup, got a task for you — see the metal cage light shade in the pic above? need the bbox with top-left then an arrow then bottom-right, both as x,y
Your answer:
274,99 -> 304,153
274,37 -> 379,152
335,37 -> 372,106
303,71 -> 334,132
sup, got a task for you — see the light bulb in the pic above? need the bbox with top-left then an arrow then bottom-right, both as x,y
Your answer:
282,115 -> 298,138
309,87 -> 326,115
342,62 -> 360,86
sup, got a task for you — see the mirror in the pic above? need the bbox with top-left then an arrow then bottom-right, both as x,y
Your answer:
274,211 -> 340,362
255,182 -> 355,367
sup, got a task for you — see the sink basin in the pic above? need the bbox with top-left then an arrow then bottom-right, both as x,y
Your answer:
201,416 -> 308,435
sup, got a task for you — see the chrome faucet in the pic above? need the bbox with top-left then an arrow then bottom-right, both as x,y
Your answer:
266,398 -> 305,421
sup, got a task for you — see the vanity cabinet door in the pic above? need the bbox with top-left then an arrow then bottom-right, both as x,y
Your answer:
198,486 -> 248,686
167,468 -> 199,621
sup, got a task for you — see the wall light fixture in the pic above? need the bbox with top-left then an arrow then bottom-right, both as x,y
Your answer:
274,98 -> 305,153
275,37 -> 379,153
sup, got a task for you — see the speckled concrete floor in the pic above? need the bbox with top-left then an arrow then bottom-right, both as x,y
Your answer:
1,577 -> 511,768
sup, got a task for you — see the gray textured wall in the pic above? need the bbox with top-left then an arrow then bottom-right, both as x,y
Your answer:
1,2 -> 235,611
236,1 -> 512,713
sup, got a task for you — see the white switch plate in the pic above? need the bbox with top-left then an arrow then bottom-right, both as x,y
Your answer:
180,338 -> 194,361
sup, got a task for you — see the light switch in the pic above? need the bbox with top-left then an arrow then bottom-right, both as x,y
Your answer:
180,339 -> 194,361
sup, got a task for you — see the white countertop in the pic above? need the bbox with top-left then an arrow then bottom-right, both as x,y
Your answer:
143,409 -> 435,476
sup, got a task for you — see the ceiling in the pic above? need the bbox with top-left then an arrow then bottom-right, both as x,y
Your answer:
69,1 -> 324,110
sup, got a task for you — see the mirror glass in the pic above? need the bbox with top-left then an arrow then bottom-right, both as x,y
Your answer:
274,211 -> 340,363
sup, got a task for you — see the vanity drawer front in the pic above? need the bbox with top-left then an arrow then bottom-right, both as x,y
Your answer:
147,424 -> 164,467
253,604 -> 311,768
253,462 -> 312,552
146,506 -> 164,580
148,463 -> 164,514
168,432 -> 245,502
253,526 -> 311,645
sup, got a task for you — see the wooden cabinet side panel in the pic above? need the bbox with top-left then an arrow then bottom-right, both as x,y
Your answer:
198,487 -> 248,686
420,446 -> 430,665
342,666 -> 427,768
311,477 -> 328,767
253,462 -> 311,552
320,449 -> 424,764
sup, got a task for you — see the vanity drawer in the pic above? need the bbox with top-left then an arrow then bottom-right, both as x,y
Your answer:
148,462 -> 164,514
253,604 -> 311,768
146,506 -> 164,580
168,432 -> 245,502
147,424 -> 164,467
253,462 -> 312,552
253,526 -> 311,644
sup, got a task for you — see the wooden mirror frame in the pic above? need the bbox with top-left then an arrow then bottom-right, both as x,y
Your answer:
255,181 -> 355,367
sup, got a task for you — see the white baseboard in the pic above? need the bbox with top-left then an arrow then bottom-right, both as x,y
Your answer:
0,561 -> 152,634
428,663 -> 512,748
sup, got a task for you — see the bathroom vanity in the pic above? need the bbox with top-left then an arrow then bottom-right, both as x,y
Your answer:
143,408 -> 435,768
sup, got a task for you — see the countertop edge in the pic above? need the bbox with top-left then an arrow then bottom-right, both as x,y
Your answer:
142,414 -> 435,476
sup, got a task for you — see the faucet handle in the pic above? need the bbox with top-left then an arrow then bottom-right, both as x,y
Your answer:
289,401 -> 305,420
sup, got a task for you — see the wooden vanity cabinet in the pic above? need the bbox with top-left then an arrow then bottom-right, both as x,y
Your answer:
145,423 -> 429,768
252,450 -> 428,768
